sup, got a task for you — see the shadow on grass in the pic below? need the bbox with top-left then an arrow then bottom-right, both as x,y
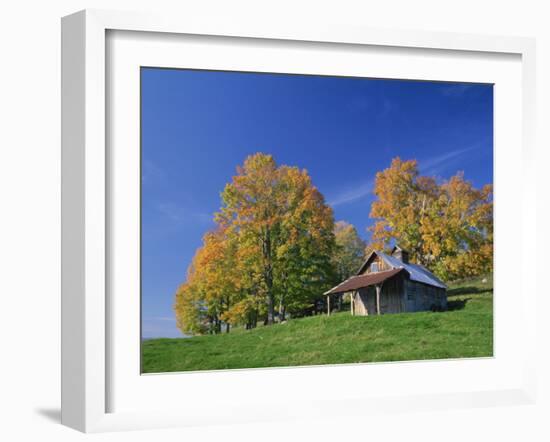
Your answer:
447,297 -> 472,311
447,286 -> 492,296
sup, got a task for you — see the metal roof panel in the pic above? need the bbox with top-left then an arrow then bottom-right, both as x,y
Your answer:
377,251 -> 447,289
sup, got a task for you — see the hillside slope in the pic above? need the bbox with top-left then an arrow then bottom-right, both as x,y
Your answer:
142,275 -> 493,373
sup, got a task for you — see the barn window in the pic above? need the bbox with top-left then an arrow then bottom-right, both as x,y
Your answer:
371,262 -> 379,272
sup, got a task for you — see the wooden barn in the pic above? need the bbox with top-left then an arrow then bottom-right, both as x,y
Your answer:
324,246 -> 447,316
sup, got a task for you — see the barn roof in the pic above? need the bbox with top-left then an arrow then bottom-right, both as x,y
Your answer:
324,268 -> 405,295
357,251 -> 447,289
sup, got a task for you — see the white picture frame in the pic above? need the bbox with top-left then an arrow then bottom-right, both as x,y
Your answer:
61,9 -> 537,433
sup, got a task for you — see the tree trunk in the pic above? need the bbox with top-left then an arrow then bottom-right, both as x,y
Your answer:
278,293 -> 287,321
278,292 -> 285,322
262,230 -> 275,325
267,298 -> 274,324
248,308 -> 258,329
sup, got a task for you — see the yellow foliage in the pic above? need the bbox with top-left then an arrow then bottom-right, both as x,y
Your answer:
369,157 -> 493,280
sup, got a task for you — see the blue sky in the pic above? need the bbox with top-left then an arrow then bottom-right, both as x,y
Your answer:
141,68 -> 493,338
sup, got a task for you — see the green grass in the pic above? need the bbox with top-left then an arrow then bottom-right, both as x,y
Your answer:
142,275 -> 493,373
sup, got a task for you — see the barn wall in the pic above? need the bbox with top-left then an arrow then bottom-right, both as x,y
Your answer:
380,276 -> 404,314
354,276 -> 405,315
440,288 -> 448,309
404,280 -> 447,312
355,288 -> 378,315
353,277 -> 447,316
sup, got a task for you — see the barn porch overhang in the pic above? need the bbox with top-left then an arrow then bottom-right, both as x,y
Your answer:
324,268 -> 406,296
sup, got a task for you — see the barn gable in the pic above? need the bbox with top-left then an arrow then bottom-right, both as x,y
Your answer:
357,249 -> 446,289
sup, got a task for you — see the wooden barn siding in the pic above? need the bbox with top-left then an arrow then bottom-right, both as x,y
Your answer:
354,277 -> 447,315
356,289 -> 369,315
355,275 -> 405,315
362,255 -> 391,274
381,276 -> 404,314
404,279 -> 447,312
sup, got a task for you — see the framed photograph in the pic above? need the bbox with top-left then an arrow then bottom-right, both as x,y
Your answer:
61,9 -> 537,433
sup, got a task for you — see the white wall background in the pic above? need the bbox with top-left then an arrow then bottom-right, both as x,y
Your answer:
0,1 -> 548,441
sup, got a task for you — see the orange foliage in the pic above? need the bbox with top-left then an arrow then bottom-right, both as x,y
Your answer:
369,157 -> 493,280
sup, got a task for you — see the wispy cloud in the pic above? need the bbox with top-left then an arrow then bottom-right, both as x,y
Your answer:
328,144 -> 479,208
420,145 -> 479,176
142,159 -> 165,184
157,202 -> 212,225
328,179 -> 374,207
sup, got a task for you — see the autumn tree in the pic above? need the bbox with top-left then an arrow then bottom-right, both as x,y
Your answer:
217,153 -> 336,324
369,157 -> 493,280
363,242 -> 376,259
175,153 -> 336,333
174,281 -> 207,335
174,227 -> 240,334
272,166 -> 337,319
332,221 -> 366,281
425,174 -> 493,280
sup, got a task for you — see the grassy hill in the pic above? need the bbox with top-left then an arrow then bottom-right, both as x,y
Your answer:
142,275 -> 493,373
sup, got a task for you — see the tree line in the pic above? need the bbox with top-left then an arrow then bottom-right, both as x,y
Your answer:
174,153 -> 493,335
